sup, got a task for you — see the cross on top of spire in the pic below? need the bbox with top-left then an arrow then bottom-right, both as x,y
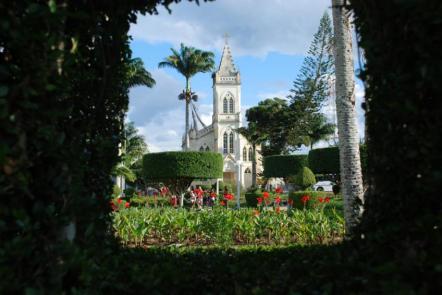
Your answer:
223,33 -> 230,45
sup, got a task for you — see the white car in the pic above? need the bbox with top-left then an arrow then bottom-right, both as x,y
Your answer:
312,181 -> 335,192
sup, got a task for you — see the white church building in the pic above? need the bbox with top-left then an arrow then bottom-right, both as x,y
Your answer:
186,41 -> 262,189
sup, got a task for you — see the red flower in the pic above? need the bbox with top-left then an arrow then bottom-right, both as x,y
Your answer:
275,207 -> 281,214
117,198 -> 122,204
225,194 -> 234,201
325,197 -> 331,203
125,202 -> 130,208
220,200 -> 226,206
210,192 -> 217,198
301,195 -> 310,204
263,191 -> 270,199
275,187 -> 283,194
257,197 -> 263,205
318,197 -> 324,203
274,196 -> 281,205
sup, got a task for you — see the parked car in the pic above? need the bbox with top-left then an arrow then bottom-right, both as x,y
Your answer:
312,181 -> 335,192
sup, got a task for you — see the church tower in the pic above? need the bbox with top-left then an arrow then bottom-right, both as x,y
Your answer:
212,40 -> 242,184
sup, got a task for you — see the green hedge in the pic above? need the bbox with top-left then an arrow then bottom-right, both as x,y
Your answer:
263,155 -> 308,178
308,147 -> 340,174
143,151 -> 223,180
289,191 -> 335,210
293,167 -> 316,190
308,146 -> 367,175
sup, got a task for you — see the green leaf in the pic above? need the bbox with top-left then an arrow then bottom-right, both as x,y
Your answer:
0,86 -> 8,97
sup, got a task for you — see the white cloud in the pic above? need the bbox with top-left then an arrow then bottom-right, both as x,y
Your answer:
257,90 -> 290,101
130,0 -> 331,57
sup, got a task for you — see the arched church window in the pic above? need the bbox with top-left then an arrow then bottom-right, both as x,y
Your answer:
223,132 -> 228,154
229,132 -> 234,153
248,147 -> 253,161
199,146 -> 204,152
205,146 -> 210,152
243,147 -> 247,160
223,98 -> 228,113
229,98 -> 234,113
245,168 -> 251,173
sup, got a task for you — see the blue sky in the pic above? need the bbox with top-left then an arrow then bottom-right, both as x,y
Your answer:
127,0 -> 365,152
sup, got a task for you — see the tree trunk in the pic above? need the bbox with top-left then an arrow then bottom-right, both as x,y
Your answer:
252,144 -> 257,187
331,0 -> 364,235
184,78 -> 190,150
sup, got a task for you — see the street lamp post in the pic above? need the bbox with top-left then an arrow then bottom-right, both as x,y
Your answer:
235,160 -> 242,209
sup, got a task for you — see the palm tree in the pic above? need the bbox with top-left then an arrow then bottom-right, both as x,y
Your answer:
331,0 -> 364,235
125,57 -> 156,88
158,43 -> 215,150
113,122 -> 148,190
236,123 -> 267,188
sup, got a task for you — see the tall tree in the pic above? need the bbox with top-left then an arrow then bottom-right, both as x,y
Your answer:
236,123 -> 266,187
246,98 -> 293,156
287,11 -> 335,152
125,57 -> 156,88
113,122 -> 148,188
332,0 -> 364,235
158,43 -> 214,150
307,114 -> 336,149
288,11 -> 334,111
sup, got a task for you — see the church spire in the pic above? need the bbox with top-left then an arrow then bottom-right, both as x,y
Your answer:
217,34 -> 238,77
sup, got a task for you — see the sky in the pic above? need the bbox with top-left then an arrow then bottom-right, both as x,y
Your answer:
127,0 -> 365,153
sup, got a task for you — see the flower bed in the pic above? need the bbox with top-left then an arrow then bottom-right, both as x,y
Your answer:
112,206 -> 344,247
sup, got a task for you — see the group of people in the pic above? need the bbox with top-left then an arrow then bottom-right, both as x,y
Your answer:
188,186 -> 220,209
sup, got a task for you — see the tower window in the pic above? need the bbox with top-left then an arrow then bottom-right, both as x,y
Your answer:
229,132 -> 234,153
243,147 -> 247,160
205,146 -> 210,151
223,132 -> 228,154
248,147 -> 253,162
223,98 -> 228,113
229,98 -> 234,113
199,146 -> 204,152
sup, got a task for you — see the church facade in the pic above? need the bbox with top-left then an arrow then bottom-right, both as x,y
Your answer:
186,42 -> 262,189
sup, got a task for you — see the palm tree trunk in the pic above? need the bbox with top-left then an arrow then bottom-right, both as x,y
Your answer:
184,78 -> 190,150
252,144 -> 257,187
332,0 -> 364,236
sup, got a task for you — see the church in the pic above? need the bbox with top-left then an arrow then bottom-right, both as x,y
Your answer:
186,41 -> 262,189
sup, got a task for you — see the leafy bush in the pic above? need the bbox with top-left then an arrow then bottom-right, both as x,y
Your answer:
308,146 -> 367,175
263,155 -> 308,178
244,189 -> 262,207
293,167 -> 316,190
143,151 -> 223,197
218,181 -> 233,193
308,147 -> 340,174
112,207 -> 344,246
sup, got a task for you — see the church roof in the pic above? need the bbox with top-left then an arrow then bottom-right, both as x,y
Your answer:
216,42 -> 238,77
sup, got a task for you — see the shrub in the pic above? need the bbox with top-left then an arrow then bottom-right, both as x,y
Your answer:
308,146 -> 367,175
143,151 -> 223,197
293,167 -> 316,190
218,181 -> 233,193
289,191 -> 335,210
263,155 -> 308,179
308,147 -> 340,174
244,189 -> 262,207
